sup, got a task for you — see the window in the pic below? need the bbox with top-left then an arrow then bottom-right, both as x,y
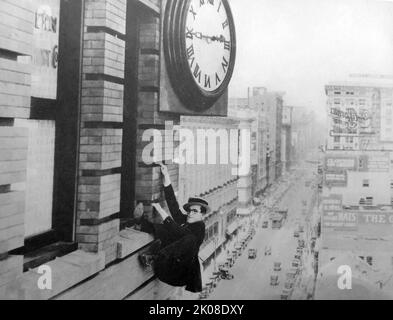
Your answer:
214,222 -> 219,236
9,2 -> 82,271
362,179 -> 369,187
334,136 -> 340,143
365,197 -> 373,205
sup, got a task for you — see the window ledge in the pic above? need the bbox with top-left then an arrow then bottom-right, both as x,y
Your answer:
117,228 -> 154,260
0,250 -> 105,300
138,0 -> 160,14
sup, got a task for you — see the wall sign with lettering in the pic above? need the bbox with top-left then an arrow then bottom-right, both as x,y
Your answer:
31,0 -> 60,99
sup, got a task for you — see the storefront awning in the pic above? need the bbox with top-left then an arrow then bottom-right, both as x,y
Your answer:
199,238 -> 226,262
226,222 -> 239,235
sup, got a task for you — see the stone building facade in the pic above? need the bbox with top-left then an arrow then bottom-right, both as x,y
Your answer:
0,0 -> 234,300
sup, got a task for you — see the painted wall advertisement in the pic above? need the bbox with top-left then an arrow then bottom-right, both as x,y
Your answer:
325,156 -> 357,171
329,107 -> 372,137
26,0 -> 60,99
322,195 -> 357,231
324,171 -> 347,187
323,195 -> 393,233
358,153 -> 390,172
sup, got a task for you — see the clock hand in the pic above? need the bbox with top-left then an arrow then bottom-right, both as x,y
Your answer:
192,32 -> 227,44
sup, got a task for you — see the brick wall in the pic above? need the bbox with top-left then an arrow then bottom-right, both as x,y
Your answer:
77,0 -> 127,265
0,0 -> 34,286
135,8 -> 180,223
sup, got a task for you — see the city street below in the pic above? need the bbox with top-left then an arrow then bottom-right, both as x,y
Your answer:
182,164 -> 319,300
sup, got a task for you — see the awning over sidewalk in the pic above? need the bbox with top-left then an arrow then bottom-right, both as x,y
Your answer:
199,237 -> 226,262
226,222 -> 239,235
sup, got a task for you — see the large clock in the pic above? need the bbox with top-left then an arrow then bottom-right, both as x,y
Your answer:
164,0 -> 236,112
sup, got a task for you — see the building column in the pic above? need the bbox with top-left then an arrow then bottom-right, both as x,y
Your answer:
76,0 -> 127,265
0,0 -> 34,287
134,6 -> 180,222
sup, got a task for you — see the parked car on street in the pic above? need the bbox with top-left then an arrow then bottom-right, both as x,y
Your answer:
285,281 -> 294,290
262,221 -> 268,228
274,262 -> 282,271
293,231 -> 299,238
292,259 -> 300,268
248,249 -> 257,259
270,275 -> 279,286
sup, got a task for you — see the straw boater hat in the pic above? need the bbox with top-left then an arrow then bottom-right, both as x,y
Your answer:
183,197 -> 211,214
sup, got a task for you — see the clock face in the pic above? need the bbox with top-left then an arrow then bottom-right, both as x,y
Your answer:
184,0 -> 233,92
164,0 -> 236,111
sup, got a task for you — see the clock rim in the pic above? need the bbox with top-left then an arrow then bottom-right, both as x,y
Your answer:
164,0 -> 237,112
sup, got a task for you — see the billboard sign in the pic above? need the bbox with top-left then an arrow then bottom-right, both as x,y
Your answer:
30,0 -> 60,99
325,156 -> 357,171
324,171 -> 347,187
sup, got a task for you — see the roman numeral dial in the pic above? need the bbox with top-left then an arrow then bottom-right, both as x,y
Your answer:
163,0 -> 236,111
184,0 -> 234,92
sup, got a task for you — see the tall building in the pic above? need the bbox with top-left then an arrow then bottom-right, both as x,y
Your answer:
317,81 -> 393,298
0,0 -> 238,300
229,87 -> 285,195
228,95 -> 258,215
326,81 -> 393,151
291,108 -> 320,163
281,106 -> 293,172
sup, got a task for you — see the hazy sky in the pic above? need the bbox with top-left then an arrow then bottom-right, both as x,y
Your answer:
228,0 -> 393,120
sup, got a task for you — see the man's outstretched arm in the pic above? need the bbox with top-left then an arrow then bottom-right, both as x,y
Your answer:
160,164 -> 186,225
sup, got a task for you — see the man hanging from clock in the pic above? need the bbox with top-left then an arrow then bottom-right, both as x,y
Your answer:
137,163 -> 209,293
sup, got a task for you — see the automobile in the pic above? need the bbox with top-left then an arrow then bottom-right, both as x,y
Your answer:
265,246 -> 272,256
219,268 -> 234,280
270,275 -> 279,286
286,268 -> 299,280
284,281 -> 294,290
262,221 -> 269,228
298,226 -> 304,233
298,240 -> 305,248
248,249 -> 257,259
293,231 -> 299,238
294,254 -> 301,261
274,262 -> 282,271
292,259 -> 300,268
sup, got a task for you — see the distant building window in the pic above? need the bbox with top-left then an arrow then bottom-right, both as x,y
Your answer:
365,197 -> 373,205
334,136 -> 340,143
362,179 -> 369,187
359,197 -> 373,205
334,91 -> 341,95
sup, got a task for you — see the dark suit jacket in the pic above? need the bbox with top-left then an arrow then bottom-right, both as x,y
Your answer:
156,185 -> 205,293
